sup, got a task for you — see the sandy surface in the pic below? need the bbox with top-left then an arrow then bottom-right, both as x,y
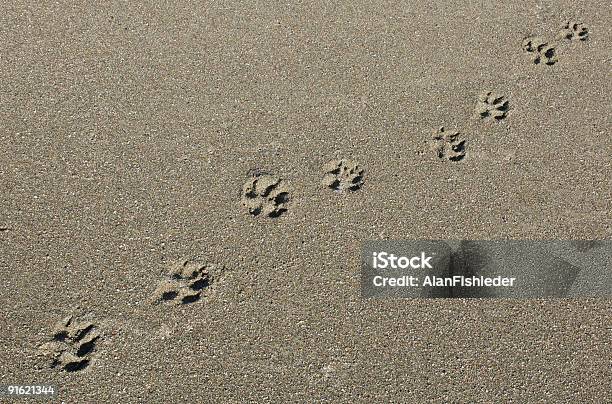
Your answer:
1,1 -> 610,402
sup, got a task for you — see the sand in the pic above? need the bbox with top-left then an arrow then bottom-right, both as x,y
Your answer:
0,1 -> 610,402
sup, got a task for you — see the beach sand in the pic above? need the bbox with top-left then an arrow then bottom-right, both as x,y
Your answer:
0,1 -> 610,402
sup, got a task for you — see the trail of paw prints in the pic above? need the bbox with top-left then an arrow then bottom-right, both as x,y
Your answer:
322,159 -> 365,192
522,20 -> 589,66
152,259 -> 221,305
241,172 -> 290,218
476,92 -> 509,121
522,36 -> 557,65
557,21 -> 589,42
431,127 -> 466,162
38,316 -> 100,372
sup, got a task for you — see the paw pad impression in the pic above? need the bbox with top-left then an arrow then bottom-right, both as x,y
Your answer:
241,173 -> 290,218
38,316 -> 100,372
431,127 -> 466,162
557,21 -> 589,41
153,259 -> 220,305
522,36 -> 557,65
322,159 -> 365,192
476,92 -> 509,121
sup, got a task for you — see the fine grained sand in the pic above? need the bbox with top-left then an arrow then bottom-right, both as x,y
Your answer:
0,1 -> 611,402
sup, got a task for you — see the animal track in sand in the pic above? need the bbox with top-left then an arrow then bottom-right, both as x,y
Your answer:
476,92 -> 509,121
38,316 -> 100,372
557,21 -> 589,41
322,159 -> 365,192
152,259 -> 220,305
431,127 -> 466,162
522,36 -> 557,65
241,173 -> 290,218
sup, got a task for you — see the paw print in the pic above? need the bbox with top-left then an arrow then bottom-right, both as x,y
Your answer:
322,159 -> 365,192
153,259 -> 218,305
38,316 -> 100,372
476,92 -> 509,121
431,127 -> 466,162
522,36 -> 557,65
557,21 -> 589,41
241,173 -> 289,218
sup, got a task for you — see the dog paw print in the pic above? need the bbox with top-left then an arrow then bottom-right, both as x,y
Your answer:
557,21 -> 589,41
153,259 -> 219,305
476,92 -> 509,121
38,316 -> 100,372
431,127 -> 466,162
241,173 -> 289,218
522,36 -> 557,65
322,159 -> 365,192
